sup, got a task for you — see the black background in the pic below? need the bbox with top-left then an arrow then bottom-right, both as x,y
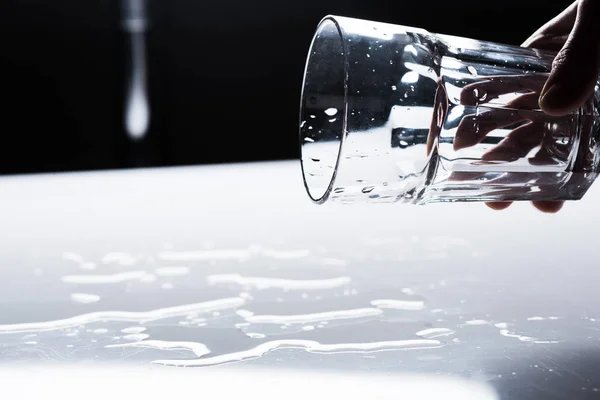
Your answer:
0,0 -> 571,175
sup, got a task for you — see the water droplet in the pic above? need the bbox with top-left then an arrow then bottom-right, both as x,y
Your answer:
399,140 -> 409,147
328,118 -> 337,123
404,93 -> 408,98
300,120 -> 306,128
391,85 -> 397,91
324,108 -> 338,116
304,137 -> 314,143
362,186 -> 375,194
473,88 -> 479,97
467,66 -> 478,76
372,69 -> 376,72
389,60 -> 393,64
309,114 -> 316,119
333,187 -> 345,193
401,71 -> 419,84
310,158 -> 320,162
366,54 -> 371,58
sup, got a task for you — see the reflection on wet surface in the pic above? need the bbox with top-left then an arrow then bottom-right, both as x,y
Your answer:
0,161 -> 600,398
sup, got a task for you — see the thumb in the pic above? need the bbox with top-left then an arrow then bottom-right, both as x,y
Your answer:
539,0 -> 600,116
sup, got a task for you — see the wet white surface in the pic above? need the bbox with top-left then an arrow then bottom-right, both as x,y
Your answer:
0,160 -> 599,399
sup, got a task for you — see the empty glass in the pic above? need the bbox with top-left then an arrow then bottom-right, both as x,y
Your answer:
299,15 -> 600,204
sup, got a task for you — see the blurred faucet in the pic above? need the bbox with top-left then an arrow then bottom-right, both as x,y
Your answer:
121,0 -> 150,141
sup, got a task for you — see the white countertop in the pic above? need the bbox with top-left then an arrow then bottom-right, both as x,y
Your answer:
0,160 -> 598,399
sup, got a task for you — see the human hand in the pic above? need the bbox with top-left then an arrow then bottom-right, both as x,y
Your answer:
468,0 -> 598,213
456,75 -> 570,213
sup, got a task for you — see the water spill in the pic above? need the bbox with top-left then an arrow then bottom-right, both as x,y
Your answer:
236,310 -> 254,318
206,274 -> 351,291
106,339 -> 210,357
62,271 -> 154,284
155,267 -> 190,277
101,252 -> 137,266
70,293 -> 101,304
246,333 -> 266,339
416,328 -> 456,338
0,297 -> 245,334
244,308 -> 382,325
158,247 -> 309,262
121,327 -> 146,334
159,249 -> 251,262
261,249 -> 310,260
62,252 -> 97,270
464,319 -> 489,326
152,339 -> 443,367
370,299 -> 426,310
123,333 -> 150,341
498,329 -> 536,342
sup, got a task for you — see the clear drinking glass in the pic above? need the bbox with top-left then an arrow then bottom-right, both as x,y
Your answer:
299,15 -> 600,205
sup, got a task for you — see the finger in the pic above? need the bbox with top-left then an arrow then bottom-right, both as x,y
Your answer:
539,0 -> 600,116
532,200 -> 564,213
523,34 -> 569,52
482,121 -> 545,161
454,109 -> 524,151
460,75 -> 546,106
506,92 -> 542,110
485,201 -> 513,210
522,1 -> 578,48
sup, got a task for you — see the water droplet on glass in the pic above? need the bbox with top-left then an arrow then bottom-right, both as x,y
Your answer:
310,158 -> 320,163
366,54 -> 371,58
308,126 -> 313,130
333,187 -> 345,193
467,66 -> 478,76
400,140 -> 409,147
362,186 -> 375,193
328,118 -> 337,123
300,120 -> 306,128
309,114 -> 316,119
389,60 -> 393,64
391,85 -> 397,91
401,71 -> 419,84
304,137 -> 314,143
324,108 -> 338,116
404,93 -> 408,98
473,88 -> 479,98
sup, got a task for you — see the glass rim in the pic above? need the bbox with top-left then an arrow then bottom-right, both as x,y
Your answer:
299,15 -> 349,204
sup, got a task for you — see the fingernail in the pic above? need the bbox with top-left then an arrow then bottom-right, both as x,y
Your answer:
538,84 -> 560,109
